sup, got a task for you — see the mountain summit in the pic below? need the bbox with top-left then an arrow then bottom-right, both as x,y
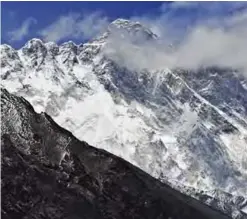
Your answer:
1,18 -> 247,218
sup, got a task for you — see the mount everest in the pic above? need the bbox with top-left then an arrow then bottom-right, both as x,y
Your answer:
1,18 -> 247,218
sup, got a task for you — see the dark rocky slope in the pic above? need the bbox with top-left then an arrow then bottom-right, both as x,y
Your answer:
1,88 -> 231,219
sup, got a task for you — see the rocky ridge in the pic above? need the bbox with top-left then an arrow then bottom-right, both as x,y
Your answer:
1,18 -> 247,218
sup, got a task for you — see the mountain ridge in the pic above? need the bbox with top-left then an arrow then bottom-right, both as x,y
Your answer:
1,87 -> 233,219
1,18 -> 247,218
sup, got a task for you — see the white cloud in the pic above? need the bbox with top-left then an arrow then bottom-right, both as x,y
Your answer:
162,2 -> 247,15
11,3 -> 246,76
7,10 -> 16,19
102,3 -> 247,77
7,17 -> 37,42
39,12 -> 109,42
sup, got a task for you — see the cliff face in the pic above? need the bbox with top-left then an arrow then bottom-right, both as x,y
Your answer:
1,88 -> 230,219
1,21 -> 247,200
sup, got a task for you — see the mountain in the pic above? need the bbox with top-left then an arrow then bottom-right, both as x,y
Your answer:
1,18 -> 247,217
1,87 -> 231,219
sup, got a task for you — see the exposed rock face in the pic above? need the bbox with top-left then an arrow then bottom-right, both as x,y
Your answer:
1,18 -> 247,218
1,88 -> 232,219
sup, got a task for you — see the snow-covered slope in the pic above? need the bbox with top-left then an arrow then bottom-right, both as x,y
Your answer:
1,19 -> 247,216
1,87 -> 232,219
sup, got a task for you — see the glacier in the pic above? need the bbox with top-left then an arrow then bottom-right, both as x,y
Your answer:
1,18 -> 247,217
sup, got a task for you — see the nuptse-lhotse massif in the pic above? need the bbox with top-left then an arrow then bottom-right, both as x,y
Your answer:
1,18 -> 247,218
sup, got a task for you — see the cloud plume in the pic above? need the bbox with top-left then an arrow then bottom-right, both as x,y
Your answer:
7,17 -> 37,42
103,2 -> 247,76
39,12 -> 109,42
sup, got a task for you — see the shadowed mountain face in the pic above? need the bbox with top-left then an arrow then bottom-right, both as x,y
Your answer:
1,19 -> 247,200
1,88 -> 231,219
1,18 -> 247,219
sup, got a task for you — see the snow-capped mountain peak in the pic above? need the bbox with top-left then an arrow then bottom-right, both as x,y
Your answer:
92,18 -> 157,44
45,41 -> 59,56
22,38 -> 47,56
1,18 -> 247,218
110,18 -> 149,33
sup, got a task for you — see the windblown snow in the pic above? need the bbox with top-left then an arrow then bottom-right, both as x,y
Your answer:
1,19 -> 247,214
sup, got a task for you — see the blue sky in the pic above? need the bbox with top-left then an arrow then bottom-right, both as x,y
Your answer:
2,1 -> 247,49
1,1 -> 164,48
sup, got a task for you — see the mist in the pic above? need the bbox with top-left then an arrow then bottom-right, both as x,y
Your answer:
102,5 -> 247,77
